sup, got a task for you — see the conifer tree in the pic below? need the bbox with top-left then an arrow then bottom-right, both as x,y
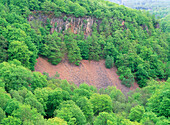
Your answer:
105,55 -> 114,69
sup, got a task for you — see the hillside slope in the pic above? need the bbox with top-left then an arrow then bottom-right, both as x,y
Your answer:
108,0 -> 170,18
35,57 -> 138,93
0,0 -> 169,88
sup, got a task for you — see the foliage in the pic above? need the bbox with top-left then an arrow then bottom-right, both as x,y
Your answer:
76,97 -> 94,122
8,41 -> 31,69
0,64 -> 169,124
5,99 -> 20,116
93,112 -> 117,125
146,80 -> 170,117
109,0 -> 170,18
12,104 -> 46,124
0,0 -> 169,87
0,35 -> 8,63
0,61 -> 47,92
54,100 -> 86,125
32,72 -> 47,90
105,55 -> 114,69
46,88 -> 70,118
90,93 -> 112,115
47,117 -> 67,125
67,42 -> 82,66
0,107 -> 5,123
1,116 -> 22,125
128,105 -> 145,122
40,32 -> 66,65
0,87 -> 11,110
140,112 -> 158,125
0,0 -> 169,124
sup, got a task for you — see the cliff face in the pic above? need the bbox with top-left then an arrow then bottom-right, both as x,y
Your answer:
29,11 -> 160,37
29,13 -> 102,35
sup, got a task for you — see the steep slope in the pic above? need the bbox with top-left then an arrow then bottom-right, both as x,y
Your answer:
0,0 -> 168,89
35,57 -> 138,94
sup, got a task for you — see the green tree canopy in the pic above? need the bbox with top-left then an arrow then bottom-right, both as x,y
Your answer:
128,105 -> 145,122
8,41 -> 32,68
94,112 -> 117,125
54,100 -> 86,125
90,93 -> 112,115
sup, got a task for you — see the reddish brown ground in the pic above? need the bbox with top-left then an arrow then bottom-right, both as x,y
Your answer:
35,57 -> 138,94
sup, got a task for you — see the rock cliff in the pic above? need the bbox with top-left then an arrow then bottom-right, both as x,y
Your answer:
29,12 -> 103,35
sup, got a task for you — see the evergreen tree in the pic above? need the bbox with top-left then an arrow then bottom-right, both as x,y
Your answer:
105,55 -> 114,69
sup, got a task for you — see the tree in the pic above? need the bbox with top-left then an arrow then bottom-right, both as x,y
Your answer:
25,96 -> 45,115
0,61 -> 33,92
128,105 -> 145,122
5,99 -> 20,116
140,112 -> 158,125
121,74 -> 134,88
111,19 -> 121,31
68,41 -> 82,66
156,118 -> 170,125
12,104 -> 46,125
146,81 -> 170,117
47,117 -> 67,125
48,45 -> 63,65
93,9 -> 102,18
40,33 -> 66,65
105,86 -> 126,102
32,72 -> 47,90
1,116 -> 22,125
41,1 -> 57,13
120,119 -> 142,125
0,87 -> 11,110
74,3 -> 87,17
77,40 -> 89,60
9,90 -> 24,103
79,83 -> 97,93
135,64 -> 149,87
0,35 -> 8,63
117,66 -> 135,87
73,88 -> 92,99
87,34 -> 101,61
0,107 -> 5,123
104,41 -> 118,60
94,112 -> 117,125
76,97 -> 94,122
29,0 -> 40,11
34,88 -> 50,111
105,55 -> 114,69
90,93 -> 112,115
54,100 -> 86,125
46,89 -> 70,118
8,41 -> 32,68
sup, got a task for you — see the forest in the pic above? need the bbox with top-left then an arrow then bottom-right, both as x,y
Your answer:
0,0 -> 169,124
108,0 -> 170,35
108,0 -> 170,18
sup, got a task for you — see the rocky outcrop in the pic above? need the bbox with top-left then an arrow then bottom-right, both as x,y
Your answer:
29,12 -> 159,36
29,13 -> 102,35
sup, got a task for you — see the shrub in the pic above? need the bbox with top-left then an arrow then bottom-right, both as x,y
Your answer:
63,16 -> 67,22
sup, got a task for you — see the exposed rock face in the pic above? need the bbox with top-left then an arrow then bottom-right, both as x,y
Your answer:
29,12 -> 159,36
29,13 -> 101,35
